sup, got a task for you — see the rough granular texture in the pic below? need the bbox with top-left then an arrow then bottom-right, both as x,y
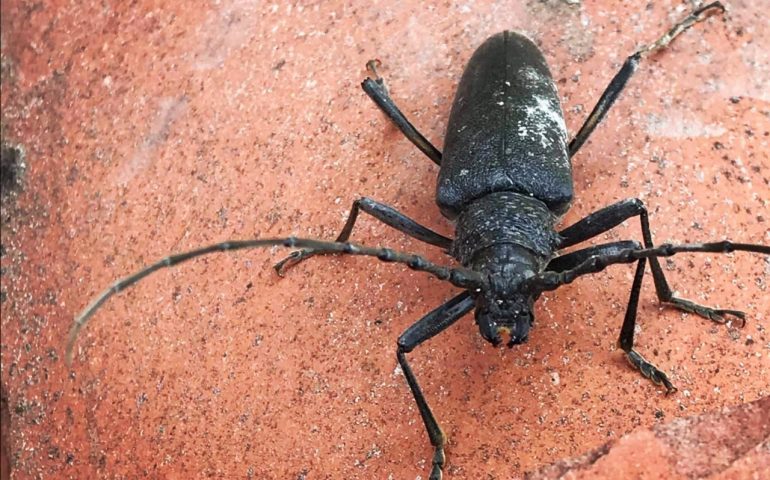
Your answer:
527,396 -> 770,479
1,1 -> 768,479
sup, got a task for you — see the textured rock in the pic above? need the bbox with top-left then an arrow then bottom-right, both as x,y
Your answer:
528,396 -> 770,479
1,1 -> 768,479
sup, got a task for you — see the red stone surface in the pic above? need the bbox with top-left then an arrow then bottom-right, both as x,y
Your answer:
1,1 -> 768,479
528,395 -> 770,480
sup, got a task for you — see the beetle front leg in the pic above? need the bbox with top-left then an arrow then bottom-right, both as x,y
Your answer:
361,60 -> 443,165
558,198 -> 746,326
275,197 -> 452,275
618,257 -> 676,393
397,291 -> 475,480
548,242 -> 675,392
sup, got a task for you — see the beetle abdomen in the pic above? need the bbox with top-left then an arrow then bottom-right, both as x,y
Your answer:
437,31 -> 573,219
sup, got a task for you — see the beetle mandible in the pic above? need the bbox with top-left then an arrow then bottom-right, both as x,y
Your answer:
67,3 -> 769,479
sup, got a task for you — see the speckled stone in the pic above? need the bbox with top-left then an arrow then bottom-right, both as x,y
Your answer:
527,396 -> 770,479
1,1 -> 768,479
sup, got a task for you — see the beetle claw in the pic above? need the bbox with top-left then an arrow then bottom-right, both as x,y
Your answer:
273,250 -> 307,276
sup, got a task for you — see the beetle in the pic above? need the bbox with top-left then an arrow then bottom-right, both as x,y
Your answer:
66,2 -> 769,478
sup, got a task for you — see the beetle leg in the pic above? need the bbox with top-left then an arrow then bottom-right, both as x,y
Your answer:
274,197 -> 452,274
619,258 -> 677,393
532,241 -> 768,387
558,198 -> 746,326
397,291 -> 475,480
568,2 -> 725,157
547,241 -> 675,392
361,60 -> 443,165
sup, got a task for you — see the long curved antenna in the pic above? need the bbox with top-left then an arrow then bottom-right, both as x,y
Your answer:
66,237 -> 484,365
527,241 -> 770,293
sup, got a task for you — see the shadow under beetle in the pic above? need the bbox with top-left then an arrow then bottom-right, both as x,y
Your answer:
68,3 -> 769,478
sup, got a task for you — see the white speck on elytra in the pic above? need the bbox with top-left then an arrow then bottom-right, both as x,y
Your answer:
519,94 -> 567,149
520,66 -> 545,86
533,95 -> 568,139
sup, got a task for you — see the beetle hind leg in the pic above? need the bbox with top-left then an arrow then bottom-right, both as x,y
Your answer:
361,60 -> 443,165
568,2 -> 725,157
274,197 -> 452,275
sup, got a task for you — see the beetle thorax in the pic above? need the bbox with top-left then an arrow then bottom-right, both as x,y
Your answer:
450,191 -> 560,267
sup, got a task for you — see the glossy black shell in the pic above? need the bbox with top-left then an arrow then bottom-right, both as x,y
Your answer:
437,31 -> 573,219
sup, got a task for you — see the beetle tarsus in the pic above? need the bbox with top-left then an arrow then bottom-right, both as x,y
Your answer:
663,297 -> 747,328
429,445 -> 446,480
639,1 -> 725,56
365,59 -> 383,80
273,249 -> 312,276
626,349 -> 677,394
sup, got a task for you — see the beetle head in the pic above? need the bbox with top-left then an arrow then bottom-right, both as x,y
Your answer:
469,244 -> 542,347
474,273 -> 536,347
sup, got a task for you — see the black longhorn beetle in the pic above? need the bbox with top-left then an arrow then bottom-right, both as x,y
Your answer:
67,3 -> 769,479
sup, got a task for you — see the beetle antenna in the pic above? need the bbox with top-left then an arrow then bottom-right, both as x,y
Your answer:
66,237 -> 484,364
526,241 -> 769,293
